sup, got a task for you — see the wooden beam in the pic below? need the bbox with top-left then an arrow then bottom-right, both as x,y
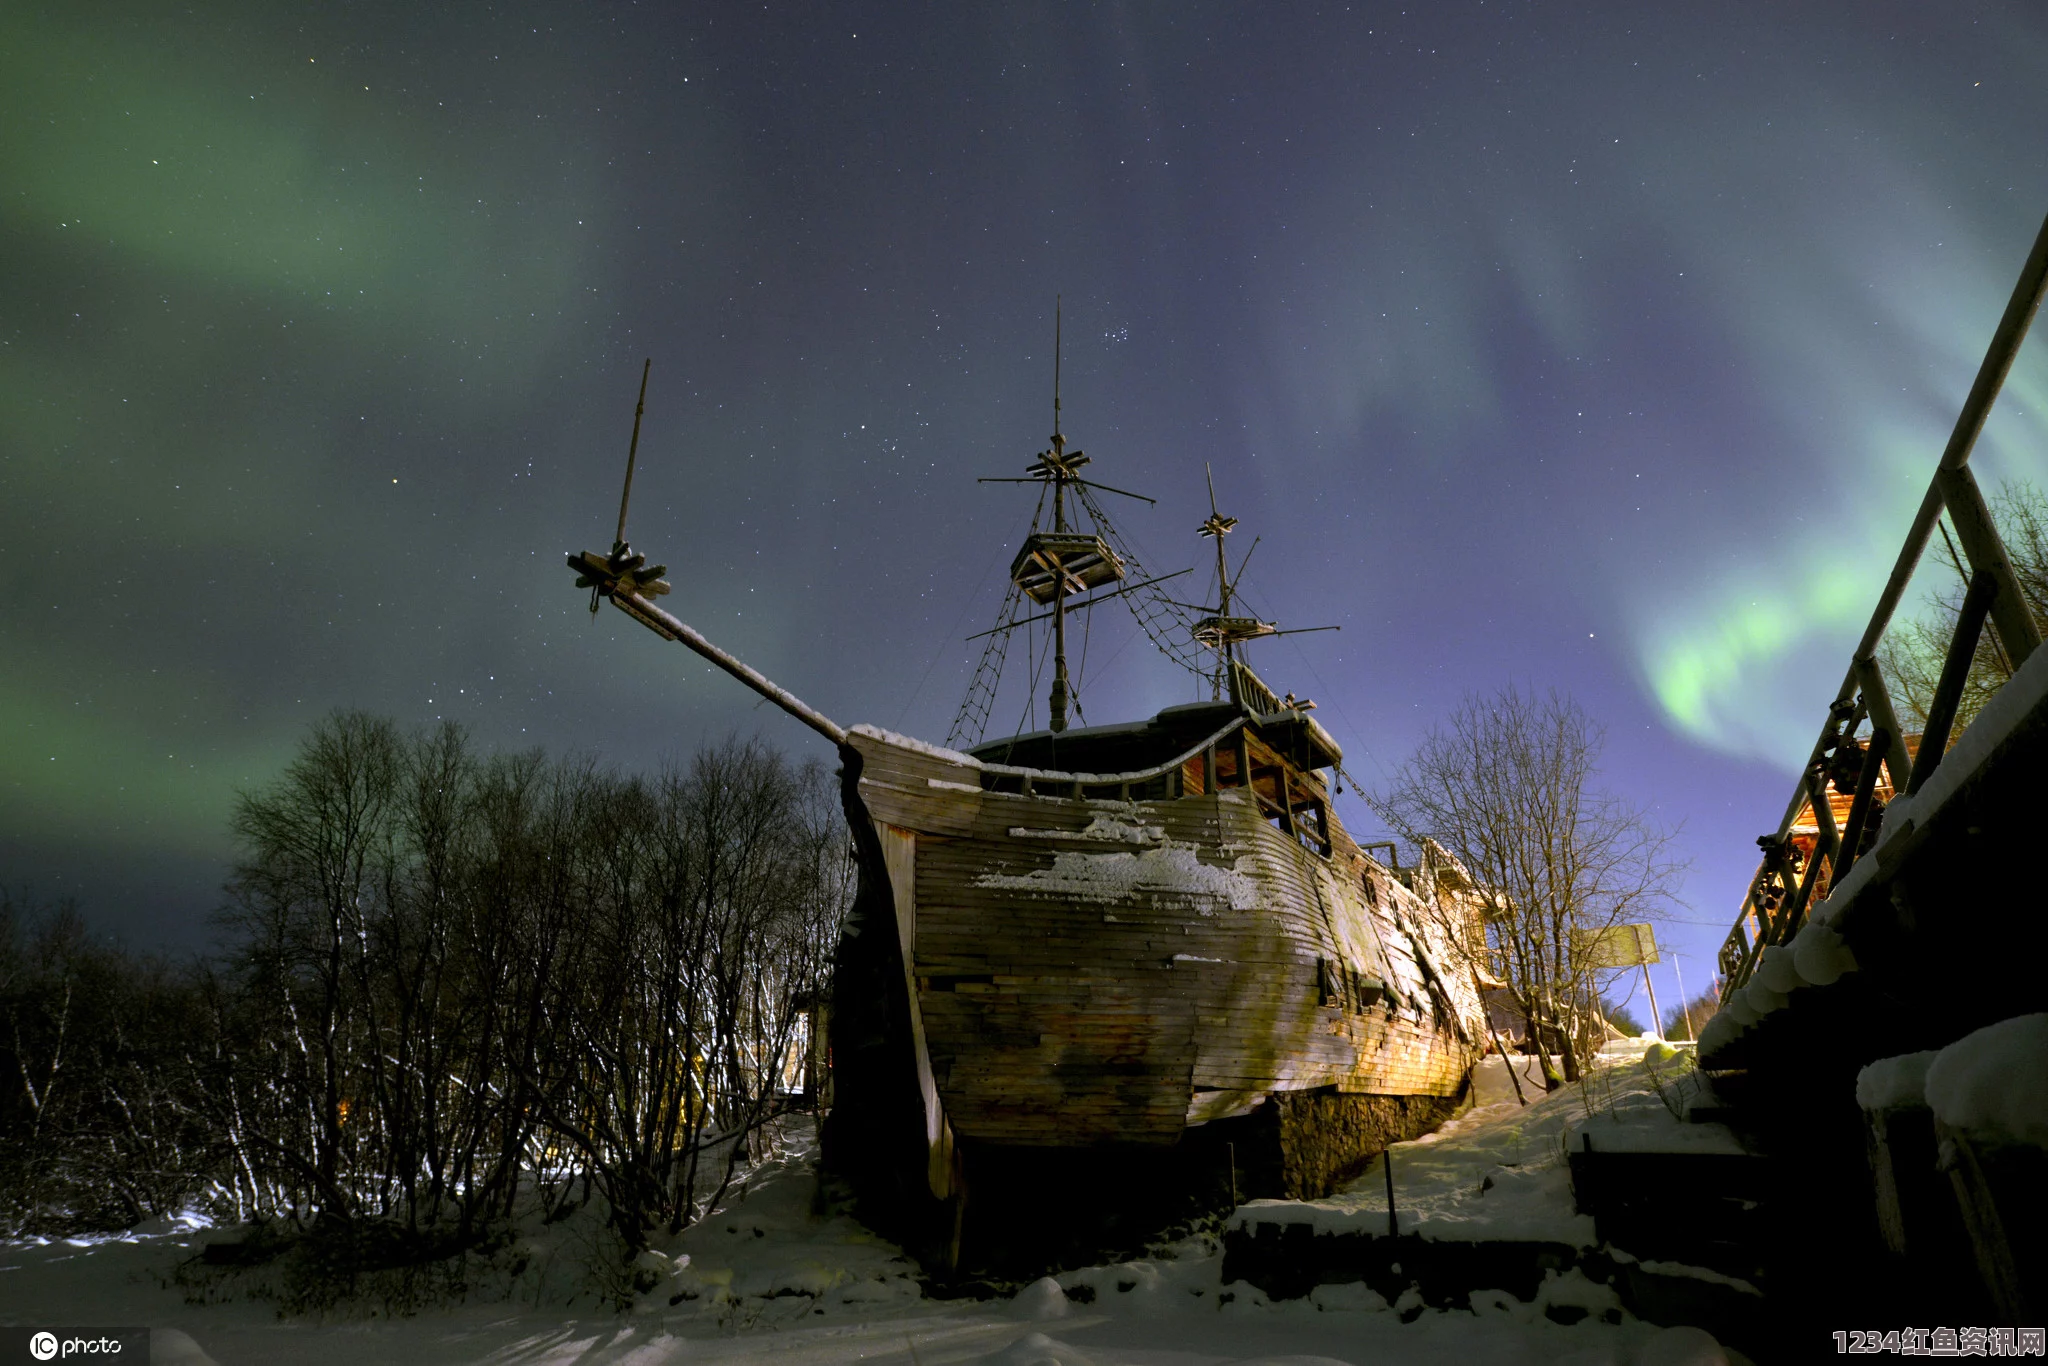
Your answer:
1936,209 -> 2048,478
1806,766 -> 1841,854
1833,726 -> 1890,882
1908,568 -> 2000,796
1779,838 -> 1833,947
1853,654 -> 1914,794
603,583 -> 846,744
1936,464 -> 2041,668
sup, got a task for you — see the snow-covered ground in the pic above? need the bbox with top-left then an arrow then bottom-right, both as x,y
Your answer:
1229,1039 -> 1730,1247
0,1089 -> 1739,1365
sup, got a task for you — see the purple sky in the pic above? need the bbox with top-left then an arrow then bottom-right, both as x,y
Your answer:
5,2 -> 2048,1017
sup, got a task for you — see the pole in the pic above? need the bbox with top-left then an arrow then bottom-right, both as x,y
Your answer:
1051,570 -> 1069,732
597,580 -> 847,744
615,358 -> 651,552
1673,955 -> 1695,1043
1640,961 -> 1662,1041
1383,1144 -> 1398,1238
1048,466 -> 1070,733
1205,463 -> 1237,705
1048,301 -> 1071,733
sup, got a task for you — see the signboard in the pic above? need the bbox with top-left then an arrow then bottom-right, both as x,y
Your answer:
1572,922 -> 1660,970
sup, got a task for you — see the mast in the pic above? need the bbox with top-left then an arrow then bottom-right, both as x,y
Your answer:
1050,300 -> 1071,731
1200,462 -> 1240,704
975,300 -> 1155,738
1193,471 -> 1333,710
615,358 -> 651,553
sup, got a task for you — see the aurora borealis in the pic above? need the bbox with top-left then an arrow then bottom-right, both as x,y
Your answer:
6,2 -> 2048,1003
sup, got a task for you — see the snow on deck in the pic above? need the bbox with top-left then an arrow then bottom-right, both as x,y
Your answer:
849,723 -> 984,768
1229,1041 -> 1742,1248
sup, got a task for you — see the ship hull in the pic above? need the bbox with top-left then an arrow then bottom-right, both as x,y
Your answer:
824,724 -> 1487,1273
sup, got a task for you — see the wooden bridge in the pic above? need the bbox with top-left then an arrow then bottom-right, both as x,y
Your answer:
1698,210 -> 2048,1338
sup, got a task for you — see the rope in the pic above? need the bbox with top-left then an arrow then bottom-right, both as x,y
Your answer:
1073,484 -> 1208,676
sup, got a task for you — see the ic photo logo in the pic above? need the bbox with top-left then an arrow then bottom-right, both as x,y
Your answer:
24,1331 -> 127,1360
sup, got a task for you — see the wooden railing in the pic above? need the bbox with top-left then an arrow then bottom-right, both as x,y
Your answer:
972,715 -> 1250,799
1717,210 -> 2048,997
1232,659 -> 1282,716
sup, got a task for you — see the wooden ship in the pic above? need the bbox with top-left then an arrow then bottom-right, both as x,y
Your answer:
569,355 -> 1492,1276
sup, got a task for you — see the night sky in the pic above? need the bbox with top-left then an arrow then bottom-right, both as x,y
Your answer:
7,2 -> 2048,1013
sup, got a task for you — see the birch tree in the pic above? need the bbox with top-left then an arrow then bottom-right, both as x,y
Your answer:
1387,686 -> 1682,1085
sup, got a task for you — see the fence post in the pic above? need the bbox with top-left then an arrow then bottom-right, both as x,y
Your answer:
1937,467 -> 2041,669
1852,656 -> 1914,794
1833,726 -> 1891,882
1908,570 -> 2001,796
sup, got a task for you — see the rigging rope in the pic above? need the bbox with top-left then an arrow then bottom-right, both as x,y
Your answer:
1072,483 -> 1208,677
944,488 -> 1054,750
947,467 -> 1210,747
945,579 -> 1026,749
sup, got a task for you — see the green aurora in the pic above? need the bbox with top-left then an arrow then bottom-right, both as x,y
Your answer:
5,1 -> 2048,959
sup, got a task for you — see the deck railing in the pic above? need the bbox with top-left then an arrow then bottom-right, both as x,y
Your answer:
1716,210 -> 2048,997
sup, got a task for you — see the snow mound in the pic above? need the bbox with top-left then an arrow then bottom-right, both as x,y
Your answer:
1634,1323 -> 1733,1366
621,1128 -> 929,1321
1924,1013 -> 2048,1149
1854,1050 -> 1938,1112
1533,1265 -> 1624,1319
148,1330 -> 219,1366
979,1329 -> 1093,1365
1054,1237 -> 1234,1313
1309,1280 -> 1390,1312
1013,1275 -> 1070,1320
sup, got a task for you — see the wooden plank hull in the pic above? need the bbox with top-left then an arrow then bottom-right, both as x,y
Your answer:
843,725 -> 1487,1155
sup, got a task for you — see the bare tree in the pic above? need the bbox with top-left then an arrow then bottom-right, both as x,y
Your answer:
1386,686 -> 1683,1086
1,713 -> 852,1276
225,710 -> 400,1219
